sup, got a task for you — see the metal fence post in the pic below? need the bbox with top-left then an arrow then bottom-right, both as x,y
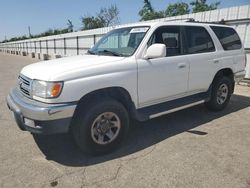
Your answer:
93,34 -> 96,45
76,36 -> 79,55
63,38 -> 66,55
34,41 -> 36,53
26,42 -> 28,54
53,39 -> 56,54
39,41 -> 42,53
46,40 -> 48,54
30,41 -> 32,53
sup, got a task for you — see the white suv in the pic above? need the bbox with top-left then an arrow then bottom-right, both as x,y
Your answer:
7,21 -> 246,154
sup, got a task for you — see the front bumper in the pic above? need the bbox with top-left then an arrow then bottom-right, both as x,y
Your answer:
6,88 -> 77,134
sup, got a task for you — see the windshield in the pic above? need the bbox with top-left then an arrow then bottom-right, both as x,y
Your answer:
88,26 -> 149,57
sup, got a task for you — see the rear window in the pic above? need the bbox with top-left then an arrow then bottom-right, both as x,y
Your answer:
211,26 -> 242,50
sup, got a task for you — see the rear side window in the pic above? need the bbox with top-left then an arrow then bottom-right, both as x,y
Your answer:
211,26 -> 242,50
184,26 -> 215,54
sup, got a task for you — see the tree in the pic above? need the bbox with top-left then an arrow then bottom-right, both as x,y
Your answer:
98,5 -> 119,27
82,16 -> 104,30
82,5 -> 120,30
190,0 -> 220,13
139,0 -> 154,18
165,2 -> 190,17
67,20 -> 74,32
139,0 -> 165,21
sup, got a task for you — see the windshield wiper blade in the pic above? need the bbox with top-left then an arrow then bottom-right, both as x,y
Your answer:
87,50 -> 95,55
98,50 -> 122,57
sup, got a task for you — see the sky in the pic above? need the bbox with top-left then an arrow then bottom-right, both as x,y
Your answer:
0,0 -> 249,41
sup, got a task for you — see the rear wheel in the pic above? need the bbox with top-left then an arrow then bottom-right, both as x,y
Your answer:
72,98 -> 129,155
205,76 -> 233,111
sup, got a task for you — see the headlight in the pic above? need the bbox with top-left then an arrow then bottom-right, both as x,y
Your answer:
32,80 -> 63,99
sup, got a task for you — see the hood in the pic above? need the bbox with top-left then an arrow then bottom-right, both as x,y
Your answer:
21,55 -> 125,81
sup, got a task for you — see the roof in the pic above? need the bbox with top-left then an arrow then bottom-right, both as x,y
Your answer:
117,19 -> 233,30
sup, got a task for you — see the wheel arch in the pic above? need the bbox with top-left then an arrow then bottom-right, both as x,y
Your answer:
212,68 -> 235,93
73,87 -> 139,121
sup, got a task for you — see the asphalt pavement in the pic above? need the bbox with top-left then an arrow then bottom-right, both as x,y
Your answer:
0,52 -> 250,188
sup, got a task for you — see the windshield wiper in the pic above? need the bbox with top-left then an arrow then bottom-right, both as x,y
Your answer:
98,50 -> 122,57
87,50 -> 95,55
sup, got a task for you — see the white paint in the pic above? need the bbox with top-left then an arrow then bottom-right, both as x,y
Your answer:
144,44 -> 166,59
16,21 -> 245,111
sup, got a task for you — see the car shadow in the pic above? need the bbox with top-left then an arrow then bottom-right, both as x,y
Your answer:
33,94 -> 250,167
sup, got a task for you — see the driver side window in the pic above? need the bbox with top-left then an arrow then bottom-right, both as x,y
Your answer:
148,26 -> 182,57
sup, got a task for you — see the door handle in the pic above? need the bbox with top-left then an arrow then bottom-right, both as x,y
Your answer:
178,63 -> 186,69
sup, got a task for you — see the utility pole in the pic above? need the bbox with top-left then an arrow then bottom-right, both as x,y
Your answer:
28,26 -> 31,37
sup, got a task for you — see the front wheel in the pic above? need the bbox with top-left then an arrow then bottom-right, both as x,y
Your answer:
205,76 -> 233,111
72,98 -> 129,155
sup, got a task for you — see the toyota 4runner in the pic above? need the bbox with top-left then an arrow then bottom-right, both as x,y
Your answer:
7,21 -> 246,154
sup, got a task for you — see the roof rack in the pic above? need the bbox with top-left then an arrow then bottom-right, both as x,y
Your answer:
186,18 -> 226,25
163,17 -> 227,25
164,18 -> 195,22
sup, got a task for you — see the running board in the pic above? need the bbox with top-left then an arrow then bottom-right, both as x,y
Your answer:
136,91 -> 210,120
149,100 -> 205,119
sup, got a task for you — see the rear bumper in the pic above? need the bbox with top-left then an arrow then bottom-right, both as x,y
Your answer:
6,88 -> 77,134
234,70 -> 246,83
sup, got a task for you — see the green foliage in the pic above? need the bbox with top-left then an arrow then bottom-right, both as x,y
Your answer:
2,19 -> 74,43
139,0 -> 165,21
82,5 -> 120,30
190,0 -> 220,13
140,11 -> 165,21
139,0 -> 154,18
7,35 -> 28,42
138,0 -> 220,21
165,2 -> 190,17
81,16 -> 104,30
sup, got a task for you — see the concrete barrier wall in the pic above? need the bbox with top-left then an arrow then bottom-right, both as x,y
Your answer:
0,5 -> 250,77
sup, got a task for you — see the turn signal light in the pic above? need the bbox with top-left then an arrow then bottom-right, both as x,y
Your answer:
51,83 -> 63,97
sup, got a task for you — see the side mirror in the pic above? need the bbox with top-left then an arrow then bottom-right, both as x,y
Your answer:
144,44 -> 166,59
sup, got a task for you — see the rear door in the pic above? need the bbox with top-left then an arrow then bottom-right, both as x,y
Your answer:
210,26 -> 245,73
183,26 -> 217,93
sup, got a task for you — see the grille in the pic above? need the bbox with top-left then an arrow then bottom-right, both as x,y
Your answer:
18,75 -> 32,98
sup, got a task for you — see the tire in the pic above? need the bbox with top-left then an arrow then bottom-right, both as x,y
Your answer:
205,76 -> 233,111
71,98 -> 129,155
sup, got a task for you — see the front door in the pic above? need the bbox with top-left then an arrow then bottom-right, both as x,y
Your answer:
137,26 -> 189,108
